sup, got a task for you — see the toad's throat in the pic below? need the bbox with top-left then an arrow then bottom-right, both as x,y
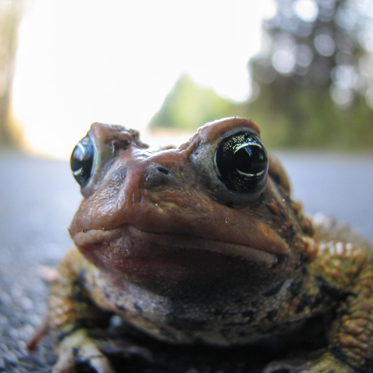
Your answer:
72,225 -> 289,268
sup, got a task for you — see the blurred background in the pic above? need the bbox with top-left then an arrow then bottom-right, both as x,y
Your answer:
0,1 -> 372,371
1,0 -> 372,156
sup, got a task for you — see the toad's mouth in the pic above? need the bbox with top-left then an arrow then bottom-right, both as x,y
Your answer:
72,225 -> 289,270
72,225 -> 292,293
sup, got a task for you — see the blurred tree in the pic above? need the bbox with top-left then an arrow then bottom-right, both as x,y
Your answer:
247,0 -> 373,149
0,0 -> 24,146
149,74 -> 243,131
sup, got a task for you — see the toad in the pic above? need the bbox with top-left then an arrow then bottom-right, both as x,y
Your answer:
42,117 -> 373,372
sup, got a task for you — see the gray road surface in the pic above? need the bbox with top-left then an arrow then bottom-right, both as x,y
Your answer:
0,150 -> 372,372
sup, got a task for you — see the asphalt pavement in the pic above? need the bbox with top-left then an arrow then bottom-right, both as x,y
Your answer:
0,150 -> 372,372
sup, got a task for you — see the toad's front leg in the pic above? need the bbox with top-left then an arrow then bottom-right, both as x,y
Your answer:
48,247 -> 116,372
48,248 -> 150,373
53,329 -> 115,373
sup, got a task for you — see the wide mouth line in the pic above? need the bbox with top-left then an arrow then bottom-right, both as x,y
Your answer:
73,226 -> 282,267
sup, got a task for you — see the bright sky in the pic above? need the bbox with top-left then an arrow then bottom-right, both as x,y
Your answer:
12,0 -> 275,158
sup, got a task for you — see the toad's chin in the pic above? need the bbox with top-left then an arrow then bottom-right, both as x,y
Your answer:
71,225 -> 288,295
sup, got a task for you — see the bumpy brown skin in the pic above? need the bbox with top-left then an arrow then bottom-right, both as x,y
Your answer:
47,117 -> 373,373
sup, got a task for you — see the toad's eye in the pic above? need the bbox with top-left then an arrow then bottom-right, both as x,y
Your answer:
70,135 -> 95,187
215,132 -> 268,193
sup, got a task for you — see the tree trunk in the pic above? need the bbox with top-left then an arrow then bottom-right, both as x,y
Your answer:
0,0 -> 24,146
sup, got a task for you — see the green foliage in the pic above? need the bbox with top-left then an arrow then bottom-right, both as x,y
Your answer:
149,74 -> 244,131
148,73 -> 373,150
148,0 -> 373,150
244,0 -> 373,150
245,81 -> 373,150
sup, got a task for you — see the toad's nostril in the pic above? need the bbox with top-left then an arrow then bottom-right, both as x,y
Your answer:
156,166 -> 171,176
145,165 -> 173,187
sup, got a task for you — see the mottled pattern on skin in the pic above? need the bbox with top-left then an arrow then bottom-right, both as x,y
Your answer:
42,118 -> 373,373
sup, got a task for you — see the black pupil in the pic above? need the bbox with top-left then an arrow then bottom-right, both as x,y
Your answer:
234,144 -> 266,175
70,136 -> 94,187
234,147 -> 252,173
